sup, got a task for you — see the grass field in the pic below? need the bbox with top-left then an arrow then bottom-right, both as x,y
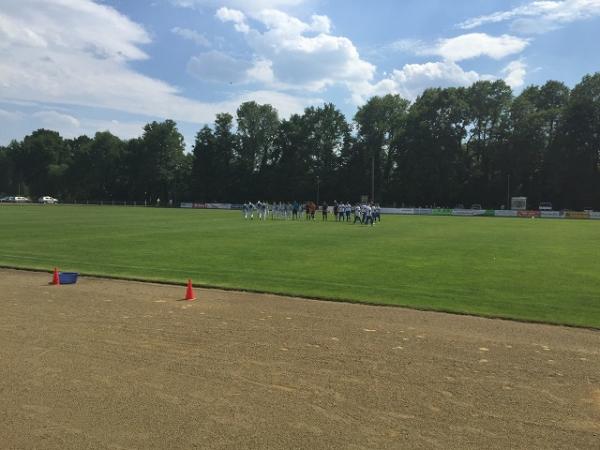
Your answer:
1,205 -> 599,328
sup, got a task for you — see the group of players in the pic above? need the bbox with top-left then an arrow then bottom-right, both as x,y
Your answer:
242,201 -> 300,220
242,201 -> 381,225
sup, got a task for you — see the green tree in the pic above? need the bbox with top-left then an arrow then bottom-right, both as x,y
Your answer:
61,135 -> 92,200
213,113 -> 236,200
2,73 -> 599,209
397,87 -> 469,207
0,145 -> 15,194
137,120 -> 186,204
235,102 -> 279,173
354,94 -> 410,203
15,129 -> 69,198
172,152 -> 193,204
508,81 -> 570,207
550,74 -> 600,209
273,114 -> 313,201
465,80 -> 513,206
302,103 -> 351,202
235,102 -> 280,199
66,131 -> 125,200
191,126 -> 215,202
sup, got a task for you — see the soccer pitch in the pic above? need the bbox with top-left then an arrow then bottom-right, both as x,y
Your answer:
1,205 -> 599,328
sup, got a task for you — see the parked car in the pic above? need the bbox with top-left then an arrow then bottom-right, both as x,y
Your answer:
539,202 -> 553,211
471,204 -> 482,210
38,196 -> 59,204
14,196 -> 30,203
0,196 -> 11,202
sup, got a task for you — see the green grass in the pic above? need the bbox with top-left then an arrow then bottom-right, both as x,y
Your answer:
1,205 -> 600,328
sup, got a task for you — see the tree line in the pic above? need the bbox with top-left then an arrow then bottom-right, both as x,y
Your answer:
1,74 -> 599,209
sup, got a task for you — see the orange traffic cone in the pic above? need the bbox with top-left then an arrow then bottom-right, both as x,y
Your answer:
52,267 -> 60,285
185,279 -> 196,301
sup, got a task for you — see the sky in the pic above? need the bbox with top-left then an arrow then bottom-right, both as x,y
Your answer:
1,0 -> 600,149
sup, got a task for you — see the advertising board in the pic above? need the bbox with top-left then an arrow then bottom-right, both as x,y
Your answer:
452,209 -> 487,216
565,211 -> 589,219
494,210 -> 518,217
431,209 -> 453,216
380,208 -> 415,215
415,208 -> 433,215
517,210 -> 541,218
540,211 -> 562,218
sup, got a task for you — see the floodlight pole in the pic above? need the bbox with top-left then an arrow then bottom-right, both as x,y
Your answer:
316,176 -> 320,206
507,175 -> 510,209
371,154 -> 375,203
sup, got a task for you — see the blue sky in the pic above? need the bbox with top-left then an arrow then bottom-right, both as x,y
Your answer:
1,0 -> 599,149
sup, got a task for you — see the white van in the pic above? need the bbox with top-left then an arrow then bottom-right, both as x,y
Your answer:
38,196 -> 58,204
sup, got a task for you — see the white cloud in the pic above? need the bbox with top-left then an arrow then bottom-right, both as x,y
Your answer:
429,33 -> 529,61
502,60 -> 527,88
246,59 -> 276,84
217,8 -> 375,92
386,34 -> 528,62
0,0 -> 316,129
1,46 -> 206,121
0,0 -> 195,118
350,61 -> 490,104
0,0 -> 150,60
213,7 -> 523,106
459,0 -> 600,34
253,8 -> 310,34
351,57 -> 530,105
310,15 -> 331,33
171,27 -> 211,47
216,7 -> 250,33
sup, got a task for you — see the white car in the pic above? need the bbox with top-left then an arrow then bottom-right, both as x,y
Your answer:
14,196 -> 30,203
38,196 -> 58,204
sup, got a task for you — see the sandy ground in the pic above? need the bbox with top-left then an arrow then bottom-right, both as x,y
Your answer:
0,269 -> 599,449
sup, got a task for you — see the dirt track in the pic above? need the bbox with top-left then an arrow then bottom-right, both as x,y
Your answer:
0,269 -> 599,449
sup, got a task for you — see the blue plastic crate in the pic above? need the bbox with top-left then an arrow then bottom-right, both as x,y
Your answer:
59,272 -> 79,284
